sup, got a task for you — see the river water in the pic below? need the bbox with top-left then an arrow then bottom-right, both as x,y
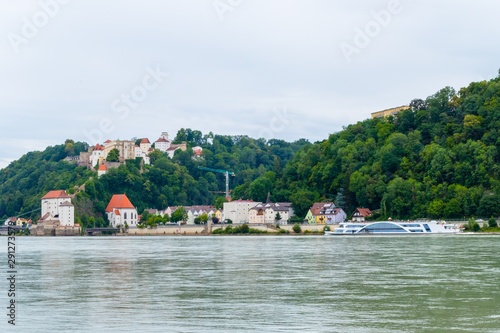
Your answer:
1,235 -> 499,332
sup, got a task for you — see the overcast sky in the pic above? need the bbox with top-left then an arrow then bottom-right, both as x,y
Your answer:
1,0 -> 499,169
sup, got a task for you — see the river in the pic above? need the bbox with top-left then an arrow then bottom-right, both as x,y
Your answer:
1,235 -> 499,332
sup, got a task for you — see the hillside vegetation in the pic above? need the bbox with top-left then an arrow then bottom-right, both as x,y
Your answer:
1,73 -> 500,225
276,74 -> 500,219
0,132 -> 308,227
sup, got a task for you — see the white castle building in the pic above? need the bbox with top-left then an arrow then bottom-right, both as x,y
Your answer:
40,190 -> 75,227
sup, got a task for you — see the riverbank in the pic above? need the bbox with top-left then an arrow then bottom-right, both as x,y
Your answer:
126,223 -> 326,236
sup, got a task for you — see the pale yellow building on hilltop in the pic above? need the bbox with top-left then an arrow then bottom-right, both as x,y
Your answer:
371,106 -> 409,119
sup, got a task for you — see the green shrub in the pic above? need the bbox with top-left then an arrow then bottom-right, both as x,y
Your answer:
488,217 -> 498,228
212,228 -> 224,234
212,224 -> 266,235
304,230 -> 311,234
240,224 -> 249,234
292,223 -> 302,234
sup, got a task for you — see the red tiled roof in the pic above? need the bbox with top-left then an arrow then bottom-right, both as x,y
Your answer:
106,194 -> 135,212
155,137 -> 169,143
114,209 -> 120,216
94,144 -> 104,151
42,190 -> 70,200
140,138 -> 150,144
309,202 -> 333,216
354,208 -> 372,217
98,164 -> 108,171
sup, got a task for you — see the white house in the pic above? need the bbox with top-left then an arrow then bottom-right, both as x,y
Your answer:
139,138 -> 152,152
97,164 -> 108,177
153,132 -> 188,158
352,208 -> 373,222
89,144 -> 105,167
40,190 -> 75,226
223,200 -> 259,224
154,132 -> 172,152
248,202 -> 294,225
106,194 -> 138,228
134,145 -> 151,165
324,207 -> 347,224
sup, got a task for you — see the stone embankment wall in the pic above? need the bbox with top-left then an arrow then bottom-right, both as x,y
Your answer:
127,225 -> 207,235
31,224 -> 80,236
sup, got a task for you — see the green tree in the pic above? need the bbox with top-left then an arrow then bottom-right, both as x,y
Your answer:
200,212 -> 209,224
106,148 -> 120,162
171,207 -> 188,223
488,217 -> 498,228
292,223 -> 302,234
215,197 -> 228,210
248,176 -> 273,202
275,212 -> 282,224
335,188 -> 345,208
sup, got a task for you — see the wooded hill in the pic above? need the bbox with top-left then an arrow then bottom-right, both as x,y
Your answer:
1,73 -> 499,226
0,132 -> 309,227
275,74 -> 500,219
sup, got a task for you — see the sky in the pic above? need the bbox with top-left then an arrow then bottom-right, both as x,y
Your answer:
1,0 -> 499,169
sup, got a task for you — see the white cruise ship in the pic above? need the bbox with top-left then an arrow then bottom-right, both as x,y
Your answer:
325,220 -> 461,235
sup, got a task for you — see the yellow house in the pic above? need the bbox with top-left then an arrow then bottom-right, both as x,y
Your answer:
214,209 -> 223,221
306,202 -> 334,224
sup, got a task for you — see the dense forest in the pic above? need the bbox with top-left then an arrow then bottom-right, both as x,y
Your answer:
1,73 -> 500,226
275,73 -> 500,218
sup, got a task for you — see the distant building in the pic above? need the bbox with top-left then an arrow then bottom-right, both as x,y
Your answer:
15,218 -> 32,228
134,138 -> 152,165
154,132 -> 172,152
40,190 -> 74,227
371,106 -> 409,119
352,208 -> 373,222
322,206 -> 347,224
139,138 -> 152,152
248,202 -> 294,225
192,146 -> 203,159
106,194 -> 138,228
154,132 -> 188,158
223,200 -> 259,224
89,144 -> 105,167
97,164 -> 108,177
102,140 -> 136,162
305,202 -> 334,224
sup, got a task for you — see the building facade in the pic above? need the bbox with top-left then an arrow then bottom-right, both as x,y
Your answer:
40,190 -> 75,226
223,200 -> 259,224
106,194 -> 138,227
248,202 -> 294,225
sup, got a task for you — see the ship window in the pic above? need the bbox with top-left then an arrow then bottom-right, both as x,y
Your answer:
423,224 -> 431,232
361,223 -> 406,233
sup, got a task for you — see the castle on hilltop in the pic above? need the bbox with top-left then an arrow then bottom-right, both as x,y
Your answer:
77,132 -> 187,170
